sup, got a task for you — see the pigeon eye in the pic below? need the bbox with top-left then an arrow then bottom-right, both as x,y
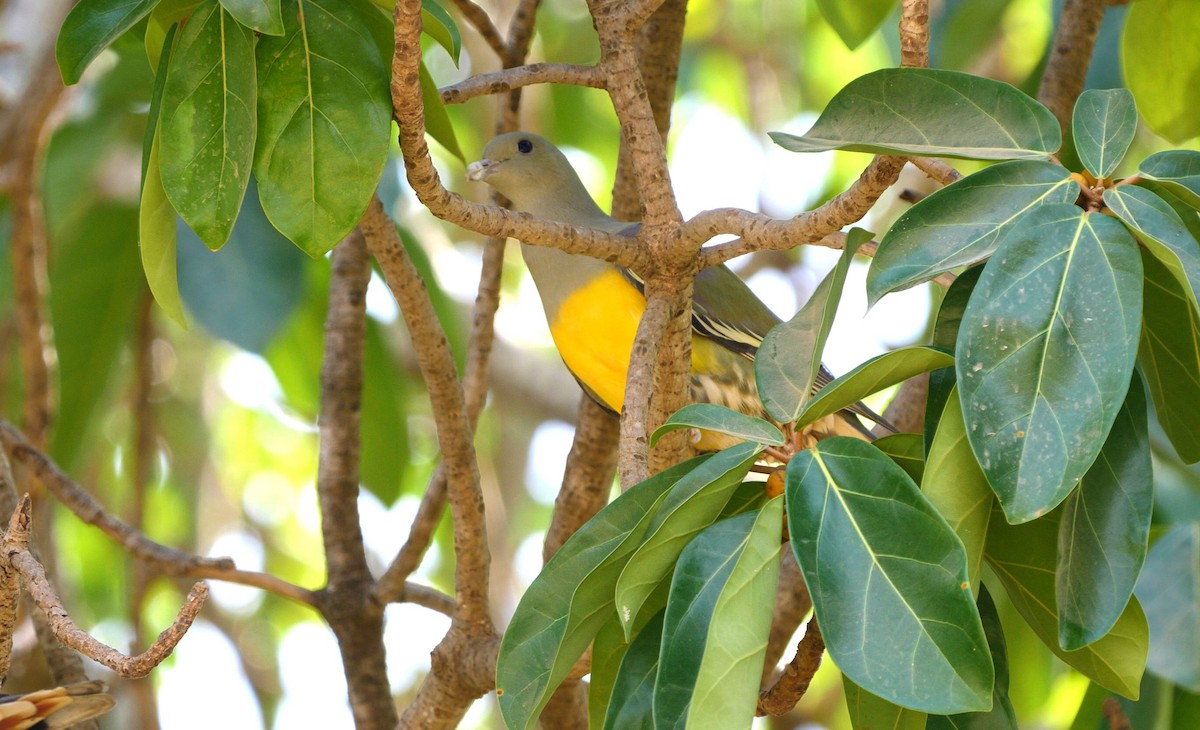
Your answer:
517,139 -> 533,154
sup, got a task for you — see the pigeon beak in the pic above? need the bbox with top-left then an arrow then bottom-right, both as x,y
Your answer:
466,158 -> 496,181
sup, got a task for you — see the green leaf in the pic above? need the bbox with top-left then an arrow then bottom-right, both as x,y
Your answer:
957,204 -> 1143,523
787,438 -> 993,714
816,0 -> 898,50
1137,249 -> 1200,463
926,585 -> 1018,730
159,1 -> 257,250
219,0 -> 284,34
57,0 -> 159,85
422,0 -> 461,63
1121,0 -> 1200,143
797,346 -> 955,430
420,61 -> 466,163
496,457 -> 709,730
875,432 -> 925,483
591,581 -> 671,729
869,160 -> 1076,302
145,0 -> 201,69
255,0 -> 391,256
601,611 -> 663,730
651,404 -> 784,447
139,24 -> 187,326
1139,151 -> 1200,210
140,133 -> 187,327
844,676 -> 928,729
1071,89 -> 1136,180
922,386 -> 992,594
615,442 -> 763,637
654,499 -> 783,730
925,266 -> 984,451
770,68 -> 1060,160
1135,523 -> 1200,692
50,204 -> 146,471
1105,184 -> 1200,312
986,507 -> 1148,697
1056,372 -> 1153,650
757,229 -> 869,422
175,177 -> 307,352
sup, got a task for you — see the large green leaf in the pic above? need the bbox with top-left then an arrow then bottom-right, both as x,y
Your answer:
986,508 -> 1148,697
591,581 -> 671,729
57,0 -> 159,85
652,404 -> 783,447
496,457 -> 708,730
145,0 -> 202,68
1056,372 -> 1152,650
922,386 -> 992,594
421,0 -> 461,63
869,161 -> 1075,302
787,438 -> 993,714
219,0 -> 284,34
159,1 -> 257,250
1139,151 -> 1200,210
957,204 -> 1143,523
844,677 -> 928,730
816,0 -> 897,50
255,0 -> 391,256
654,499 -> 783,730
1105,184 -> 1200,312
757,229 -> 868,422
770,68 -> 1060,160
1121,0 -> 1200,143
615,442 -> 763,637
926,585 -> 1018,730
797,346 -> 955,430
1135,523 -> 1200,692
1137,250 -> 1200,464
601,611 -> 664,730
1071,89 -> 1136,180
875,432 -> 925,484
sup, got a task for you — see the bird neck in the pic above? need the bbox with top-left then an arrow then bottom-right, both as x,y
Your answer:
520,242 -> 615,319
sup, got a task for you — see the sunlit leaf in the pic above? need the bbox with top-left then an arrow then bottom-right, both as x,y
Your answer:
757,229 -> 868,422
219,0 -> 284,34
497,457 -> 709,730
1071,88 -> 1136,180
1137,250 -> 1200,464
770,68 -> 1060,160
986,508 -> 1148,697
615,442 -> 763,637
797,346 -> 954,430
923,386 -> 992,594
159,1 -> 257,250
1122,0 -> 1200,143
816,0 -> 897,50
788,438 -> 993,714
957,204 -> 1142,523
652,404 -> 783,447
1135,523 -> 1200,692
1139,151 -> 1200,210
57,0 -> 159,85
1056,372 -> 1153,650
869,160 -> 1075,301
422,0 -> 461,63
654,500 -> 782,729
255,0 -> 391,255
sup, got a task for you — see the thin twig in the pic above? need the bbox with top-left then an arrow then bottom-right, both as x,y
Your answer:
441,63 -> 604,104
447,0 -> 508,59
1038,0 -> 1108,133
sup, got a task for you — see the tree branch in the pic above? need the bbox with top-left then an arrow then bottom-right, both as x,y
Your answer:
440,63 -> 604,105
756,616 -> 824,717
1038,0 -> 1108,133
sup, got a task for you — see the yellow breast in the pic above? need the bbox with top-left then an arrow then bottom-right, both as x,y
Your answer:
550,269 -> 645,412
